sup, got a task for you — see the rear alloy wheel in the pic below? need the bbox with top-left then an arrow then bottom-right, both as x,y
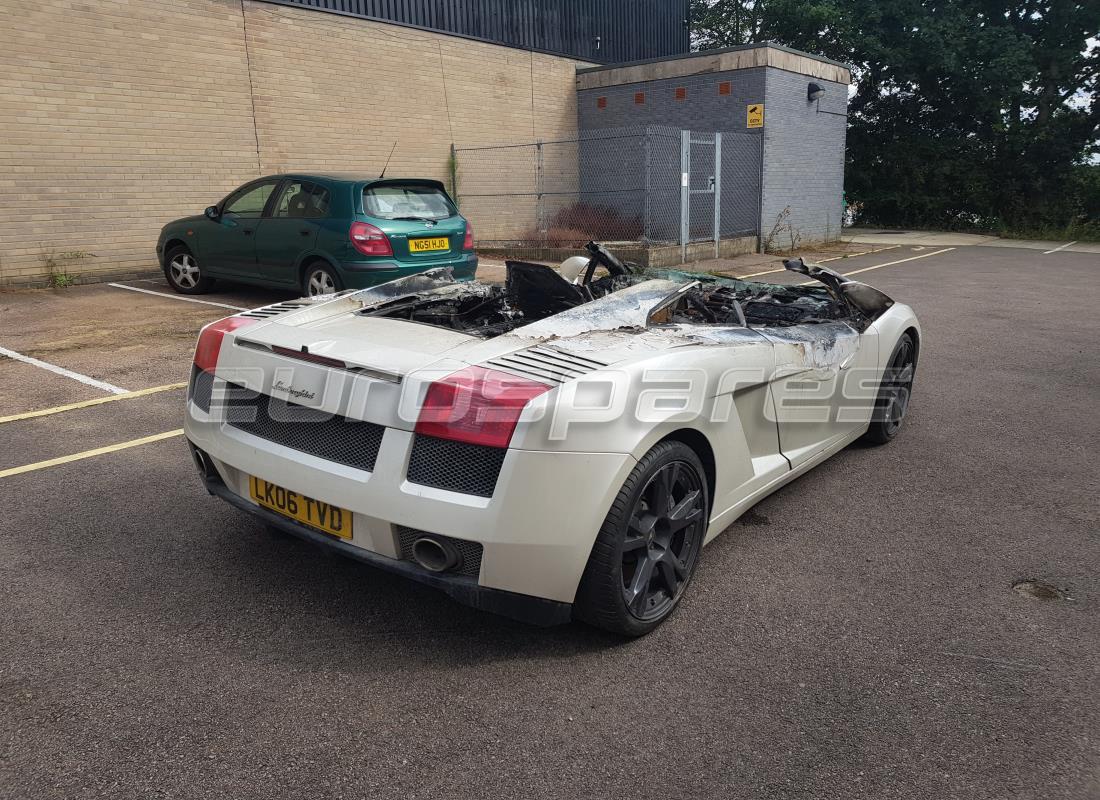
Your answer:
862,332 -> 916,444
304,264 -> 342,297
165,246 -> 214,294
575,440 -> 708,636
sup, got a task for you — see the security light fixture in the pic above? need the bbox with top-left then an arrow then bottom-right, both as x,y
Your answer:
807,82 -> 826,102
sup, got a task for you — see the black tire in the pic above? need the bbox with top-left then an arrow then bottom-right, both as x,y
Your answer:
164,245 -> 215,294
862,332 -> 916,445
303,262 -> 343,297
574,439 -> 709,637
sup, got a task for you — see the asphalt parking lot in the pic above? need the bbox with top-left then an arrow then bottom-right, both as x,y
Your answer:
1,244 -> 1098,799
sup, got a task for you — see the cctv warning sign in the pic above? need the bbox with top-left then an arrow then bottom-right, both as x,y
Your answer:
747,104 -> 764,128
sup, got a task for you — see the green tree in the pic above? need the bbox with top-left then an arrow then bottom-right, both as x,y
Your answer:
691,0 -> 1100,233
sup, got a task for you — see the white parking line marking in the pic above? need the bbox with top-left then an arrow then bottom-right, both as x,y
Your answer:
108,283 -> 247,311
820,245 -> 902,262
794,247 -> 956,285
1042,241 -> 1077,255
735,245 -> 902,279
0,345 -> 128,395
734,267 -> 787,278
0,382 -> 187,425
0,429 -> 184,480
836,247 -> 956,277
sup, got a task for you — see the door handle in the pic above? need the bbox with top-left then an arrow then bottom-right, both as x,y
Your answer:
242,229 -> 253,236
300,230 -> 311,236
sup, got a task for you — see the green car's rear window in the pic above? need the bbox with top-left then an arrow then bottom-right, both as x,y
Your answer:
364,184 -> 456,221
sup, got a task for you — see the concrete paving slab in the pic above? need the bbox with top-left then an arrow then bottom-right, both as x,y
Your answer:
846,228 -> 1001,246
980,238 -> 1069,251
0,284 -> 228,394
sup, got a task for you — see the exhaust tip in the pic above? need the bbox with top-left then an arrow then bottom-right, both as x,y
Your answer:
188,443 -> 218,481
411,536 -> 459,573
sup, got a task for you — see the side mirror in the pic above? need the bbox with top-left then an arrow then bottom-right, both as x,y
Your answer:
204,205 -> 220,220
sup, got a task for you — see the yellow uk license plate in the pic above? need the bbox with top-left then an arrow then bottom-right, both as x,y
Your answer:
409,236 -> 449,253
248,476 -> 352,539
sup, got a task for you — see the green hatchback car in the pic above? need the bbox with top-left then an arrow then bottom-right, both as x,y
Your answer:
156,174 -> 477,297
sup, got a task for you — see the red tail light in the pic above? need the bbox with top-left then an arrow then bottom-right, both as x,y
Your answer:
415,366 -> 550,449
462,222 -> 475,251
350,221 -> 393,257
194,317 -> 257,373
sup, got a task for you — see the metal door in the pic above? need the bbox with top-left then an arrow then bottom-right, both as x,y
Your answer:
679,131 -> 723,260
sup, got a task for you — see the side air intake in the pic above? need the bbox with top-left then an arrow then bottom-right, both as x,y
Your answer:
486,345 -> 609,385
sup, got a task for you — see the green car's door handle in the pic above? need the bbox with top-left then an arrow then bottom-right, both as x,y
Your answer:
299,229 -> 311,236
242,229 -> 254,236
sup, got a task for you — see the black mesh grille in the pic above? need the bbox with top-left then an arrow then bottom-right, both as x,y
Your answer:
396,526 -> 483,578
222,383 -> 383,472
406,435 -> 506,498
190,365 -> 214,413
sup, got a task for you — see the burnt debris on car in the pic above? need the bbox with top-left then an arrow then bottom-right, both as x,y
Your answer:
347,242 -> 892,341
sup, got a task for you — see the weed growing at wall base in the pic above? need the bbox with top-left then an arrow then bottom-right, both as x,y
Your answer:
40,248 -> 96,289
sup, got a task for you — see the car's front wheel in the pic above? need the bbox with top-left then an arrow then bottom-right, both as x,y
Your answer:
164,246 -> 214,294
574,439 -> 709,636
303,263 -> 342,297
862,332 -> 916,445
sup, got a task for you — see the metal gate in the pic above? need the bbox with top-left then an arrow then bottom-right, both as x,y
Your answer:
681,131 -> 720,257
678,130 -> 762,260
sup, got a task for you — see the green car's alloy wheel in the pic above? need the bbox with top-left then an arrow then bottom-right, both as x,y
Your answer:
165,246 -> 214,294
575,440 -> 708,637
305,263 -> 342,297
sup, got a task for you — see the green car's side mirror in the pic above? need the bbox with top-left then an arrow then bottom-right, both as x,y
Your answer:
204,205 -> 220,220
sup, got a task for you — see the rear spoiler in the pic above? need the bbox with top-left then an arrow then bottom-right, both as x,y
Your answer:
784,257 -> 894,320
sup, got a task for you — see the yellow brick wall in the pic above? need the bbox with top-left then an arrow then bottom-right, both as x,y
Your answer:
0,0 -> 587,286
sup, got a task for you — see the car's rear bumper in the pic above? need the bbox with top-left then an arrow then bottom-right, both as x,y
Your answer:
198,464 -> 573,626
184,392 -> 637,620
338,253 -> 477,287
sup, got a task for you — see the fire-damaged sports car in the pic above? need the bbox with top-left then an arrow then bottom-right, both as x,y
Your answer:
184,243 -> 920,636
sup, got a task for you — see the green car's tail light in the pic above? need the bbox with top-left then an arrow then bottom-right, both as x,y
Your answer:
194,317 -> 257,374
463,222 -> 475,251
350,221 -> 393,257
415,366 -> 550,449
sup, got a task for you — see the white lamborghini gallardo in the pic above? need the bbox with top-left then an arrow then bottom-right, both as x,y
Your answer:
184,243 -> 919,635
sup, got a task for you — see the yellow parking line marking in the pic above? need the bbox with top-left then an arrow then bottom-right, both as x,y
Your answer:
734,245 -> 902,279
796,247 -> 957,285
0,429 -> 185,480
0,382 -> 187,425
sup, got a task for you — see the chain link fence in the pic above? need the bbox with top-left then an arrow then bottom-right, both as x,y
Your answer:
453,126 -> 762,263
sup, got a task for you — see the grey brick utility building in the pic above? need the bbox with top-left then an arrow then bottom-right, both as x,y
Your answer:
576,44 -> 851,248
